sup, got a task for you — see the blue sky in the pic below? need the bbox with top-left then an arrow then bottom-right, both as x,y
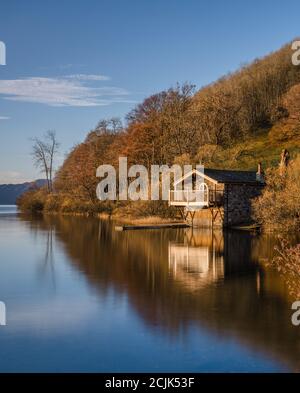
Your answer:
0,0 -> 299,183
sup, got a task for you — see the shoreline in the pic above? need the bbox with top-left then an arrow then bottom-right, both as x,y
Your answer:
17,208 -> 184,226
16,209 -> 263,231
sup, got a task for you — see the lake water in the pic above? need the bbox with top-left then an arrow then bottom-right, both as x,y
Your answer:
0,205 -> 17,215
0,208 -> 299,372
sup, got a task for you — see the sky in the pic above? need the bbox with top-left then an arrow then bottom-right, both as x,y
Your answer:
0,0 -> 300,184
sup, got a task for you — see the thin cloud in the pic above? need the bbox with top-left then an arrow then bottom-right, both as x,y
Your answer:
66,74 -> 110,81
0,76 -> 134,107
0,116 -> 10,120
0,171 -> 29,184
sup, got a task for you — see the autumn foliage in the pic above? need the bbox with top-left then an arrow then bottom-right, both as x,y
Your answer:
253,155 -> 300,231
17,40 -> 300,218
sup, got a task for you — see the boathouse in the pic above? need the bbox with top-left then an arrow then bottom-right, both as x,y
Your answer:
168,165 -> 265,227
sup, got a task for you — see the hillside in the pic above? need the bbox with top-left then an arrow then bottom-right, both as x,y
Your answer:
0,179 -> 47,205
17,39 -> 300,215
198,129 -> 300,171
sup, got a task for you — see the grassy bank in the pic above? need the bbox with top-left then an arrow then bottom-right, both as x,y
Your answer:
206,128 -> 300,170
16,188 -> 181,224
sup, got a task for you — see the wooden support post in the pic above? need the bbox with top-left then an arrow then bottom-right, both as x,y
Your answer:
209,207 -> 214,228
179,207 -> 185,220
209,206 -> 224,228
189,210 -> 196,227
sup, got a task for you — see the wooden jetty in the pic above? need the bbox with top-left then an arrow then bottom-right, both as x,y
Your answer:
115,222 -> 190,231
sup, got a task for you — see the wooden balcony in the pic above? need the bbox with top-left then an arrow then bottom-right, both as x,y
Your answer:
169,189 -> 224,209
169,190 -> 209,208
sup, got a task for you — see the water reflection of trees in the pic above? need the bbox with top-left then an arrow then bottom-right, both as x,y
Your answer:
22,215 -> 300,371
38,226 -> 56,287
20,215 -> 57,288
253,235 -> 300,301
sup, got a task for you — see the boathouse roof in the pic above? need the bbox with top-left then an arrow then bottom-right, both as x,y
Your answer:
204,168 -> 259,184
174,168 -> 262,186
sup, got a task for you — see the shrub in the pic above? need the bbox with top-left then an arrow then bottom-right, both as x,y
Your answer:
17,188 -> 47,213
117,200 -> 179,219
253,155 -> 300,232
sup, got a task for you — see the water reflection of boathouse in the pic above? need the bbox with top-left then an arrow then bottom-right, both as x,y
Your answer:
168,230 -> 225,289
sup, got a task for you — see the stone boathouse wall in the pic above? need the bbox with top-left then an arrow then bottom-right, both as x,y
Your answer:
187,182 -> 264,227
224,183 -> 264,227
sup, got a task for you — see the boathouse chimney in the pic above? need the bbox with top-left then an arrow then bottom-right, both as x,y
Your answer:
279,149 -> 290,175
256,162 -> 264,183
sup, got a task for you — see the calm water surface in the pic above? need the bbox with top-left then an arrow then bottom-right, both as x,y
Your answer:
0,205 -> 17,215
0,207 -> 299,372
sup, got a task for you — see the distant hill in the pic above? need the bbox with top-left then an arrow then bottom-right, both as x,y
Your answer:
0,179 -> 47,205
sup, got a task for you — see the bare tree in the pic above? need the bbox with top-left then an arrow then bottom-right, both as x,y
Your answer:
31,131 -> 59,192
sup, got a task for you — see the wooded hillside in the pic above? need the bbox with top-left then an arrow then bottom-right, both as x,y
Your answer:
18,40 -> 300,216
